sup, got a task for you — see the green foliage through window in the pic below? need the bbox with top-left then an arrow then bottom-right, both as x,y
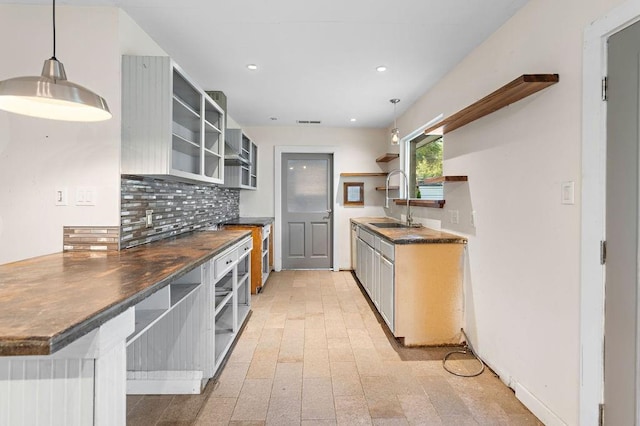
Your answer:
415,138 -> 443,183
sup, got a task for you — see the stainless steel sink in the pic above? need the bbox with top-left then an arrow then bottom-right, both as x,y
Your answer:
369,222 -> 412,229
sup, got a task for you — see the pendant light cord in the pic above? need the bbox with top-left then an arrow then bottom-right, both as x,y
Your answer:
52,0 -> 57,59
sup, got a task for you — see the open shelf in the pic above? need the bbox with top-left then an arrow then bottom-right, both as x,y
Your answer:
376,153 -> 400,163
172,134 -> 200,156
214,290 -> 233,314
424,74 -> 559,135
204,120 -> 222,134
393,198 -> 446,208
128,309 -> 165,344
215,303 -> 234,364
421,176 -> 468,184
340,172 -> 388,177
170,283 -> 199,306
173,96 -> 201,131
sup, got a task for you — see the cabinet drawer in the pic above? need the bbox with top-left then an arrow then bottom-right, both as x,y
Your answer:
214,248 -> 238,280
379,238 -> 394,261
239,238 -> 252,257
262,224 -> 271,239
358,226 -> 375,247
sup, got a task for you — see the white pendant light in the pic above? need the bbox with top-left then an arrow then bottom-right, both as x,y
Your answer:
0,0 -> 111,122
390,98 -> 400,145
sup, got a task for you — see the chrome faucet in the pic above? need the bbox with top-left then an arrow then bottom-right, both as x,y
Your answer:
385,169 -> 413,226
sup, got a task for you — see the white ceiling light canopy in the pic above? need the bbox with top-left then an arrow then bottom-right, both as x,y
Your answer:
390,98 -> 400,145
376,65 -> 387,72
247,64 -> 258,70
0,0 -> 111,122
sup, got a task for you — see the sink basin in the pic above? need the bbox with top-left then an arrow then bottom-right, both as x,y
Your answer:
369,222 -> 412,229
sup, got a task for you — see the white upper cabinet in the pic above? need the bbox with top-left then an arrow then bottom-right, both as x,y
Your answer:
121,56 -> 225,184
223,128 -> 258,190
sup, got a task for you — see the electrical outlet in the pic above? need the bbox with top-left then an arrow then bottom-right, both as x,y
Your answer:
471,210 -> 476,226
561,181 -> 575,205
449,210 -> 459,225
55,187 -> 68,206
145,210 -> 154,228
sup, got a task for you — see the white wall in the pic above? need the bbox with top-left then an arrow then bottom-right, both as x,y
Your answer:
394,0 -> 624,424
0,6 -> 166,265
0,6 -> 121,265
240,126 -> 389,269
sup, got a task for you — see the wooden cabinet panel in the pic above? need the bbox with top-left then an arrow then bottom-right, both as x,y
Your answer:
352,223 -> 463,346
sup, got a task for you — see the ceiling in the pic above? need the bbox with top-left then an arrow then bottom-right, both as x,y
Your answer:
6,0 -> 529,128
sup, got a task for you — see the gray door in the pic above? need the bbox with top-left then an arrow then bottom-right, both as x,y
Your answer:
281,153 -> 333,269
604,21 -> 640,425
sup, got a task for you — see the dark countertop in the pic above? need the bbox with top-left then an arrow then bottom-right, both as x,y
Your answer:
0,229 -> 251,356
351,217 -> 467,245
224,217 -> 274,227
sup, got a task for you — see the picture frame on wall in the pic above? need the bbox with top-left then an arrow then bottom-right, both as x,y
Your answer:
344,182 -> 364,206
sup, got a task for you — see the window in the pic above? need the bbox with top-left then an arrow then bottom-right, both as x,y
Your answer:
408,134 -> 443,200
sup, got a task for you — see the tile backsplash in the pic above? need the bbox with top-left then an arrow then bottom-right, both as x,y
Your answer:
121,175 -> 240,249
63,226 -> 120,252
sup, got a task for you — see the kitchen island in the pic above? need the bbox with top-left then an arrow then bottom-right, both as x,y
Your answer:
0,229 -> 251,425
351,217 -> 467,346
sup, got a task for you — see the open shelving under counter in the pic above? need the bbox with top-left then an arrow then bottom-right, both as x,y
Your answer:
0,229 -> 253,423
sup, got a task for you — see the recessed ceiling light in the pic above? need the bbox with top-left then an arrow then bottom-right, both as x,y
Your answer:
376,66 -> 387,72
247,64 -> 258,70
270,117 -> 278,121
350,118 -> 357,122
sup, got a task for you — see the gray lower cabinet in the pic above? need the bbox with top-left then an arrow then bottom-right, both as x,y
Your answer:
355,225 -> 395,333
379,255 -> 394,332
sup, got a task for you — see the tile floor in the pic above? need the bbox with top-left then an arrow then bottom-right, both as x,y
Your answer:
127,270 -> 542,425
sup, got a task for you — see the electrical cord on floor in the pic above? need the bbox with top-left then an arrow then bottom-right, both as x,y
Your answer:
443,328 -> 485,377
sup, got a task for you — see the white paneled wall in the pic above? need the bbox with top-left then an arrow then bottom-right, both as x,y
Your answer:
0,359 -> 94,426
0,309 -> 134,426
126,281 -> 212,394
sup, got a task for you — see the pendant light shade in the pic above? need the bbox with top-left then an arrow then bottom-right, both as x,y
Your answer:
0,1 -> 111,122
390,98 -> 400,145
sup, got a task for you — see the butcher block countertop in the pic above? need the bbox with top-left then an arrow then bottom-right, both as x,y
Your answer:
0,229 -> 251,357
351,217 -> 467,245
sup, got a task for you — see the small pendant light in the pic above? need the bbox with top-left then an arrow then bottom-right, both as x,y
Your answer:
0,0 -> 111,122
390,98 -> 400,145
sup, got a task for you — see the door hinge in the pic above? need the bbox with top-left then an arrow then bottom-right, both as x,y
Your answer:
602,76 -> 608,101
600,240 -> 607,265
598,403 -> 604,426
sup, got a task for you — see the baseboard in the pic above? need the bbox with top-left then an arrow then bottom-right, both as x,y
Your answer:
126,370 -> 203,394
514,381 -> 567,426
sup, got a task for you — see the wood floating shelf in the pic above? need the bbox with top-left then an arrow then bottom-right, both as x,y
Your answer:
375,153 -> 400,163
393,199 -> 446,208
424,74 -> 559,135
422,175 -> 468,184
376,186 -> 399,191
340,172 -> 389,177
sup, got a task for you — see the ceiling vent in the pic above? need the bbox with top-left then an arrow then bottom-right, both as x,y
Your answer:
296,120 -> 322,124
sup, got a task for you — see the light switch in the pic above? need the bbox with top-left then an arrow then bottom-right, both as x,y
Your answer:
76,187 -> 96,206
561,181 -> 575,205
